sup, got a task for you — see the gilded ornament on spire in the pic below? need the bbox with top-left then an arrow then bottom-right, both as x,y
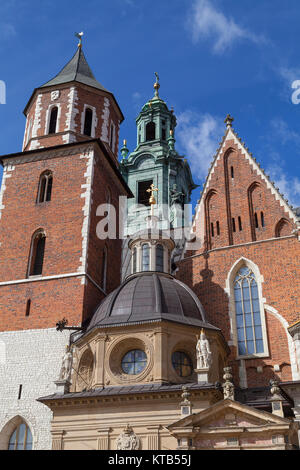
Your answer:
224,114 -> 234,128
154,72 -> 160,97
146,183 -> 159,215
75,32 -> 84,48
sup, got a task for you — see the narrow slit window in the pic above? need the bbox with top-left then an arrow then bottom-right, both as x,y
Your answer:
231,166 -> 234,178
25,299 -> 31,317
254,212 -> 259,228
83,108 -> 93,136
238,216 -> 242,231
142,244 -> 150,271
261,212 -> 265,227
18,385 -> 22,400
232,218 -> 236,233
48,107 -> 58,134
216,221 -> 220,236
211,222 -> 214,237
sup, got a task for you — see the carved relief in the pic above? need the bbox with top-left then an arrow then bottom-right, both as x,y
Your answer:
51,90 -> 60,101
76,349 -> 94,391
116,425 -> 140,450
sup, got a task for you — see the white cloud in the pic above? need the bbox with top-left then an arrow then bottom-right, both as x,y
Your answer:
187,0 -> 266,54
176,111 -> 224,181
266,163 -> 300,208
270,118 -> 300,147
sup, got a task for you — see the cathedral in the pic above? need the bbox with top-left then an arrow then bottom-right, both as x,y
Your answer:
0,38 -> 299,451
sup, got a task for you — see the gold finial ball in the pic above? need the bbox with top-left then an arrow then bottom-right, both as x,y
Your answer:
123,139 -> 127,146
170,129 -> 173,136
154,82 -> 160,90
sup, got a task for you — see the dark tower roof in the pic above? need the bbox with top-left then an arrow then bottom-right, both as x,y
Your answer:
41,46 -> 110,92
85,272 -> 219,333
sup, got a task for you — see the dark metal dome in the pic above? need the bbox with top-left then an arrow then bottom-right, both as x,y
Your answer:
86,272 -> 218,332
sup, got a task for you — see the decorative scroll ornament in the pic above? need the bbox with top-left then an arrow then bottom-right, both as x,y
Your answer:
116,424 -> 140,450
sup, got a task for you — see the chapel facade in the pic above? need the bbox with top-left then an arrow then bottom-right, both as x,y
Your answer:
0,40 -> 299,451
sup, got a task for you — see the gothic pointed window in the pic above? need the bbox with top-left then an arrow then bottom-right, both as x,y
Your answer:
8,422 -> 33,450
156,244 -> 164,272
146,122 -> 155,141
48,107 -> 58,134
142,244 -> 150,271
234,266 -> 264,356
28,231 -> 46,277
37,171 -> 53,203
83,108 -> 93,136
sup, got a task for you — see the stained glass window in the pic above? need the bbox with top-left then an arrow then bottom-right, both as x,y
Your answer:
8,422 -> 33,450
234,266 -> 264,356
172,351 -> 193,377
121,350 -> 147,375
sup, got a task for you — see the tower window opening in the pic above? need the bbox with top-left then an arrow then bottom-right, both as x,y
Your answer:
28,231 -> 46,277
146,122 -> 156,141
83,108 -> 93,136
216,221 -> 220,236
231,166 -> 234,178
238,216 -> 242,231
110,123 -> 114,148
261,212 -> 265,227
232,218 -> 236,233
18,384 -> 23,400
142,244 -> 150,271
138,180 -> 153,207
48,107 -> 58,134
25,299 -> 31,317
254,212 -> 259,229
156,244 -> 164,272
37,171 -> 53,203
211,222 -> 214,237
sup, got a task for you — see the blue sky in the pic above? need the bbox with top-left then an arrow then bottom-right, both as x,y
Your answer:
0,0 -> 300,210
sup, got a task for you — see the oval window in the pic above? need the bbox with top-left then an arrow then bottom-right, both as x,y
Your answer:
121,349 -> 147,375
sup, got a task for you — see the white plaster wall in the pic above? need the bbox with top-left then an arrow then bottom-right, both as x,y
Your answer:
0,328 -> 70,450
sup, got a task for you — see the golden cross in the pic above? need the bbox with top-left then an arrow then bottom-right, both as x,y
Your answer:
146,183 -> 158,215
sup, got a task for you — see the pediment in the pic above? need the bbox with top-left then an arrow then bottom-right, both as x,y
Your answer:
169,399 -> 290,431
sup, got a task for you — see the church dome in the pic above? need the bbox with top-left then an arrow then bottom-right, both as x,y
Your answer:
86,272 -> 218,333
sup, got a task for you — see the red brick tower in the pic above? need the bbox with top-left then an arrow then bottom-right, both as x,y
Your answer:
178,115 -> 300,402
0,41 -> 131,450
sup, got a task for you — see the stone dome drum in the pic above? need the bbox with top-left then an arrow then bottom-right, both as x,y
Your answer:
86,272 -> 218,332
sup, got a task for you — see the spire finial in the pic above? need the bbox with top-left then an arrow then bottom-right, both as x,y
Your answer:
146,183 -> 159,216
154,72 -> 160,97
75,32 -> 84,48
224,114 -> 234,129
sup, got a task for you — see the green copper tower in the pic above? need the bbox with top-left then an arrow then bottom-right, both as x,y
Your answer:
120,74 -> 198,278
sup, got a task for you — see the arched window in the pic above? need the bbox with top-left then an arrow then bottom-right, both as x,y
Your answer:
28,231 -> 46,277
8,422 -> 33,450
142,244 -> 150,271
37,171 -> 53,203
146,122 -> 156,141
132,247 -> 137,274
48,107 -> 58,134
234,266 -> 264,356
261,212 -> 265,227
156,245 -> 164,272
83,108 -> 93,136
101,246 -> 107,291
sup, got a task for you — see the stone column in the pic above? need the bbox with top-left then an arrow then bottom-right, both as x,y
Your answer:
153,330 -> 168,383
147,425 -> 161,450
93,335 -> 106,388
97,427 -> 111,450
52,431 -> 65,450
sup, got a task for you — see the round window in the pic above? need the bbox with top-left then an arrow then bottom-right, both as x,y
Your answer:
172,351 -> 193,377
121,349 -> 147,375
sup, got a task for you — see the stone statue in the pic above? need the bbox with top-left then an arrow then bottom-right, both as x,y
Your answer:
170,184 -> 185,208
222,366 -> 234,400
58,345 -> 73,382
196,329 -> 212,369
116,424 -> 140,450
